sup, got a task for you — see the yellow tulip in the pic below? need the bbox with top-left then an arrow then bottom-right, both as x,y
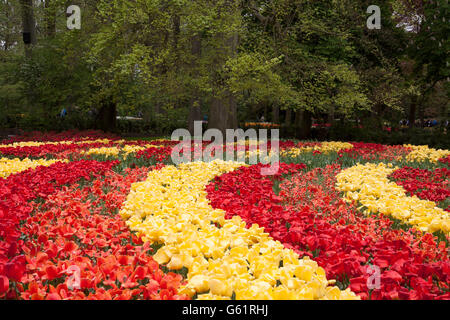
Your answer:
120,160 -> 359,300
0,157 -> 68,178
337,163 -> 450,236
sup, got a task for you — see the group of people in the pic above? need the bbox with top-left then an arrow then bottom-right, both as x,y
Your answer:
399,119 -> 448,128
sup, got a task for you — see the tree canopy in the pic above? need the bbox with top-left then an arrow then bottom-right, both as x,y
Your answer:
0,0 -> 448,137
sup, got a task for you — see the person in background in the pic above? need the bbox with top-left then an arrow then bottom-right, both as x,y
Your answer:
202,114 -> 208,131
60,108 -> 67,118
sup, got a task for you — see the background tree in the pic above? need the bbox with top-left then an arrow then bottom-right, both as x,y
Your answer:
0,0 -> 447,142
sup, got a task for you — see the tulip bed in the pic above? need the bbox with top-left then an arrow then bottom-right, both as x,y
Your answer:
0,131 -> 449,300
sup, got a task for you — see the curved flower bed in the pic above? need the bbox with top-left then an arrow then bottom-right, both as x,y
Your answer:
1,132 -> 449,300
120,160 -> 358,300
0,160 -> 119,298
341,142 -> 410,161
390,167 -> 450,210
133,146 -> 174,164
82,145 -> 164,160
404,145 -> 450,163
207,164 -> 449,299
9,166 -> 187,300
0,158 -> 68,178
0,138 -> 114,149
0,141 -> 117,159
281,142 -> 354,157
336,163 -> 450,235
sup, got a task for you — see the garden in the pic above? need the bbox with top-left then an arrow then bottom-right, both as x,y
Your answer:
1,0 -> 448,304
0,131 -> 448,300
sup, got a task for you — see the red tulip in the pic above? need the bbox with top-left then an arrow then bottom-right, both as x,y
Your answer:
0,275 -> 9,294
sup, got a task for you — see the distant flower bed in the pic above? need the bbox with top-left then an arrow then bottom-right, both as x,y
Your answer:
243,122 -> 280,129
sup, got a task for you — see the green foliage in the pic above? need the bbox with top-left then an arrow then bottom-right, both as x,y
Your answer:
409,0 -> 449,86
0,53 -> 25,127
0,0 -> 447,137
297,63 -> 370,115
224,53 -> 297,105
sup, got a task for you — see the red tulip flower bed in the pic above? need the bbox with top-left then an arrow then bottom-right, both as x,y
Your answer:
0,142 -> 117,159
1,162 -> 188,300
1,160 -> 118,297
389,167 -> 450,211
0,161 -> 119,263
206,164 -> 449,300
440,155 -> 450,167
339,142 -> 411,161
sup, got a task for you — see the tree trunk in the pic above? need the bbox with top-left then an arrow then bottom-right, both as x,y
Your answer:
20,0 -> 36,58
3,4 -> 11,51
228,94 -> 238,129
327,106 -> 335,126
188,103 -> 202,135
272,103 -> 279,123
44,0 -> 56,37
419,103 -> 425,127
172,14 -> 180,49
188,35 -> 203,135
208,94 -> 238,134
96,98 -> 117,133
408,97 -> 416,128
374,104 -> 384,128
285,109 -> 292,126
154,104 -> 160,118
207,0 -> 239,134
208,32 -> 238,135
295,110 -> 312,139
294,110 -> 301,127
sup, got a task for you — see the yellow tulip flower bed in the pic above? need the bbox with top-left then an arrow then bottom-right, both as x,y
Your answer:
82,144 -> 164,159
403,144 -> 450,163
336,162 -> 450,235
281,141 -> 353,157
120,160 -> 359,300
82,147 -> 122,157
0,138 -> 115,149
0,157 -> 68,178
